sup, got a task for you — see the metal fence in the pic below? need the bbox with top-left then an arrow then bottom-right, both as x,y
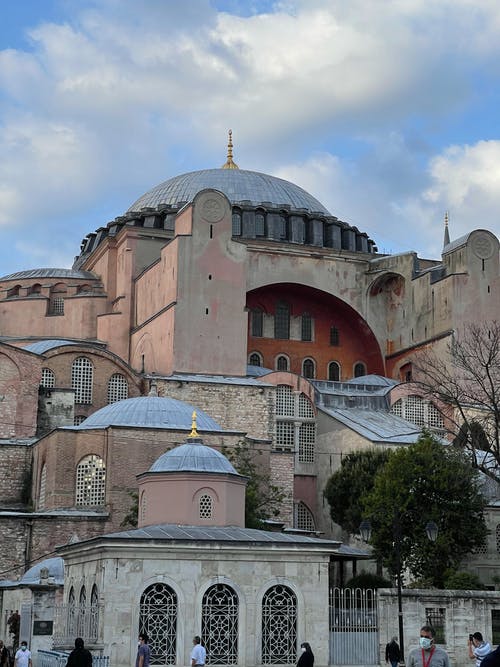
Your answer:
52,604 -> 103,646
38,650 -> 110,667
329,587 -> 379,665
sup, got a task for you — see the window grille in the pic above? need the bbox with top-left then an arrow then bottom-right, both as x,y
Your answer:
255,213 -> 265,236
72,357 -> 93,404
75,455 -> 106,507
496,524 -> 500,553
328,361 -> 340,381
50,297 -> 65,315
492,609 -> 500,645
199,494 -> 213,519
274,302 -> 290,340
298,423 -> 315,463
276,385 -> 294,416
41,368 -> 55,388
202,584 -> 238,665
276,355 -> 289,372
296,502 -> 315,532
298,394 -> 314,418
390,396 -> 445,434
139,583 -> 178,665
89,585 -> 99,641
38,464 -> 47,510
107,373 -> 128,404
330,326 -> 340,346
74,415 -> 86,426
262,585 -> 297,664
249,352 -> 262,367
302,358 -> 315,379
232,212 -> 242,236
67,587 -> 76,638
301,313 -> 312,341
280,214 -> 287,239
425,608 -> 446,643
251,309 -> 264,337
276,421 -> 294,451
354,362 -> 366,378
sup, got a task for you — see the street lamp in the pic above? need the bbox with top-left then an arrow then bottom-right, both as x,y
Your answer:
359,516 -> 438,665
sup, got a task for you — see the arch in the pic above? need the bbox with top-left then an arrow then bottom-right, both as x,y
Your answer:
391,395 -> 445,434
261,584 -> 297,664
89,584 -> 99,641
302,358 -> 315,379
41,368 -> 55,389
38,464 -> 47,510
72,357 -> 94,404
202,583 -> 239,665
7,284 -> 21,298
328,361 -> 340,381
49,282 -> 67,315
249,352 -> 263,367
107,373 -> 129,404
29,283 -> 42,295
67,586 -> 77,637
353,362 -> 366,378
295,501 -> 315,532
275,355 -> 289,372
77,283 -> 93,294
75,454 -> 106,507
139,583 -> 178,665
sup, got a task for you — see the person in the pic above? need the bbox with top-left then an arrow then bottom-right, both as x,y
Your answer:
481,645 -> 500,667
66,638 -> 93,667
468,632 -> 492,667
191,636 -> 206,667
136,633 -> 150,667
386,636 -> 401,667
0,641 -> 8,667
297,642 -> 314,667
407,625 -> 450,667
13,642 -> 31,667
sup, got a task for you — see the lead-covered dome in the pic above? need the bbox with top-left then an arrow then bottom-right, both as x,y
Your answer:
73,396 -> 222,431
150,440 -> 240,475
128,168 -> 330,215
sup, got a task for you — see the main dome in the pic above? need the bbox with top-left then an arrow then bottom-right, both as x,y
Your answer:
128,168 -> 331,215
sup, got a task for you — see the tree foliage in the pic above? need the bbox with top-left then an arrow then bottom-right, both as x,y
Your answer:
363,432 -> 487,587
223,441 -> 285,529
323,449 -> 390,534
414,321 -> 500,484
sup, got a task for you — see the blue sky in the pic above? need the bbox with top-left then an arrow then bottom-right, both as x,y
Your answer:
1,0 -> 500,275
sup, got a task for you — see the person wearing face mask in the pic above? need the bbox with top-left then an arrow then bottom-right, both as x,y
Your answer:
136,633 -> 150,667
297,642 -> 314,667
13,642 -> 31,667
407,625 -> 450,667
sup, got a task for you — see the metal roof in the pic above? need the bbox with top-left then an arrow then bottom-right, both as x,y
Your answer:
128,168 -> 330,215
320,406 -> 421,444
149,440 -> 241,475
73,396 -> 223,431
151,372 -> 273,386
23,339 -> 82,354
0,268 -> 97,281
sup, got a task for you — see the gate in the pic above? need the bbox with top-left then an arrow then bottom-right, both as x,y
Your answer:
329,588 -> 379,665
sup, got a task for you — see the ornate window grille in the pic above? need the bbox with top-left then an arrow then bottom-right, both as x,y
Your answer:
199,494 -> 213,519
302,358 -> 315,379
275,385 -> 316,460
139,583 -> 178,665
107,373 -> 128,404
262,585 -> 297,664
274,302 -> 290,340
76,455 -> 106,507
41,368 -> 55,388
354,362 -> 366,378
276,355 -> 289,372
72,357 -> 94,404
249,352 -> 263,367
425,607 -> 446,643
328,361 -> 340,381
202,584 -> 238,665
38,464 -> 47,510
295,502 -> 315,531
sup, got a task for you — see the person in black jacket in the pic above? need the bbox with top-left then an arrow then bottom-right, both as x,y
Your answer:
66,638 -> 92,667
386,636 -> 401,667
297,642 -> 314,667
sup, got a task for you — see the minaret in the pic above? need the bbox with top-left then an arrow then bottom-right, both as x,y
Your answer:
443,211 -> 450,249
221,129 -> 239,169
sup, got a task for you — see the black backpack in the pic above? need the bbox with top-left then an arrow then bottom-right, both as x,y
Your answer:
481,646 -> 500,667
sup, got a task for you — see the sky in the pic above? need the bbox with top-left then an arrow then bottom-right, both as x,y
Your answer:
1,0 -> 500,275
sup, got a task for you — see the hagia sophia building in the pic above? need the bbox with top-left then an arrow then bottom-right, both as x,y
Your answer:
0,130 -> 499,597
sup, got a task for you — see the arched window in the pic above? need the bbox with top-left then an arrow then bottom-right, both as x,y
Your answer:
262,585 -> 297,664
7,285 -> 20,298
276,355 -> 289,372
251,308 -> 264,337
41,368 -> 55,389
72,357 -> 94,404
38,464 -> 47,510
49,282 -> 67,315
249,352 -> 263,367
199,494 -> 213,519
139,583 -> 178,665
330,326 -> 340,346
302,358 -> 315,379
78,586 -> 87,637
255,211 -> 265,236
232,211 -> 242,236
89,584 -> 99,642
29,283 -> 42,295
274,302 -> 290,340
202,584 -> 238,664
354,362 -> 366,378
295,502 -> 315,532
107,373 -> 128,404
301,313 -> 312,342
75,455 -> 106,506
67,586 -> 77,637
275,386 -> 316,461
328,361 -> 340,381
391,395 -> 445,435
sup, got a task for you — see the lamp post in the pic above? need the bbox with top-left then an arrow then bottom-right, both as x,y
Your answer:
359,516 -> 438,665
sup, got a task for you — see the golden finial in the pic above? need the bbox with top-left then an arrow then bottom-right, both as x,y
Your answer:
189,410 -> 198,438
221,129 -> 239,169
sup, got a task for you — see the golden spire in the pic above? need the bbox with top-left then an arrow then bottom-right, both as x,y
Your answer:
189,410 -> 199,438
221,129 -> 239,169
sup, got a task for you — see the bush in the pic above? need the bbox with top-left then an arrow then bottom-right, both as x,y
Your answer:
443,570 -> 485,590
345,571 -> 392,589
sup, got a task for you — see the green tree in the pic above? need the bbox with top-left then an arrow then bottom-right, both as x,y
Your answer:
363,432 -> 487,587
323,449 -> 390,534
223,441 -> 285,529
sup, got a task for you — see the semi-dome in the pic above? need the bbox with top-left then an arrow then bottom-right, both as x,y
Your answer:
150,441 -> 240,475
20,557 -> 64,584
73,396 -> 222,431
128,168 -> 330,215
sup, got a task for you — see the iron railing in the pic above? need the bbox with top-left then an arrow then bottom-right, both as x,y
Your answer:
52,603 -> 103,646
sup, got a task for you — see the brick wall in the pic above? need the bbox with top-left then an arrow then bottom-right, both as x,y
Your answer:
0,346 -> 40,439
0,444 -> 32,506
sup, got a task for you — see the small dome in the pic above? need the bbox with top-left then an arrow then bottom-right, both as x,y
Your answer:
74,396 -> 222,431
128,168 -> 330,215
20,557 -> 64,584
150,441 -> 240,475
